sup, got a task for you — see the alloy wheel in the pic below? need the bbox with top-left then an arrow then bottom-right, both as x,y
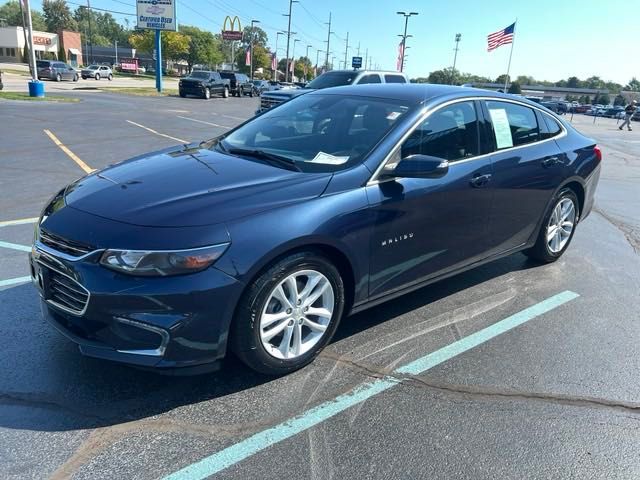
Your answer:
546,198 -> 576,253
259,269 -> 334,360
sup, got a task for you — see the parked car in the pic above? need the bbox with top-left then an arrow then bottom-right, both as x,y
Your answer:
30,85 -> 601,375
251,80 -> 269,95
137,66 -> 146,74
81,65 -> 113,80
36,60 -> 79,82
179,71 -> 230,99
632,109 -> 640,121
574,105 -> 591,113
219,72 -> 254,97
541,101 -> 568,115
257,70 -> 409,113
602,107 -> 624,118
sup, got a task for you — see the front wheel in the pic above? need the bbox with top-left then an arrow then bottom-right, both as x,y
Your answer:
222,87 -> 229,98
95,73 -> 100,80
231,251 -> 345,375
524,188 -> 579,263
203,87 -> 211,99
55,73 -> 61,82
73,75 -> 78,82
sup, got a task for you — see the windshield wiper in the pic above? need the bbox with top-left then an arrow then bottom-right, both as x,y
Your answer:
226,148 -> 301,171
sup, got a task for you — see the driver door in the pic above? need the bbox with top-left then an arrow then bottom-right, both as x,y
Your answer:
366,100 -> 494,299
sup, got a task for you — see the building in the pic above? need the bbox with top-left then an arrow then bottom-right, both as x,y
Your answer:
0,26 -> 83,66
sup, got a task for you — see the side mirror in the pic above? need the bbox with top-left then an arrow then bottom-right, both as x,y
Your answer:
382,154 -> 449,179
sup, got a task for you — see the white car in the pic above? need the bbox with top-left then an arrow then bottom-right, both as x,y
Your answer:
81,65 -> 113,81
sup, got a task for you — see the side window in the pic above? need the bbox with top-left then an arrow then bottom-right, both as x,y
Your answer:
357,74 -> 381,84
543,114 -> 562,138
384,75 -> 406,84
401,101 -> 480,162
486,101 -> 539,149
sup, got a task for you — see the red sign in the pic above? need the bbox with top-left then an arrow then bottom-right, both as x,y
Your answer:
222,30 -> 243,41
120,58 -> 139,72
33,36 -> 52,46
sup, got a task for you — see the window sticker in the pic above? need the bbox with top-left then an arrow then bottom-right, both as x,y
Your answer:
489,108 -> 514,149
386,111 -> 402,121
306,152 -> 350,165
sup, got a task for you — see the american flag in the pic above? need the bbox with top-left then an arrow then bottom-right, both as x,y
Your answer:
487,22 -> 515,52
271,53 -> 277,70
396,41 -> 404,72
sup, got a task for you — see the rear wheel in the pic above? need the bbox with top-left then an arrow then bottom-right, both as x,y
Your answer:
108,73 -> 113,81
73,74 -> 78,82
95,73 -> 100,80
222,87 -> 229,98
231,251 -> 345,375
203,87 -> 211,100
524,188 -> 579,263
55,73 -> 61,82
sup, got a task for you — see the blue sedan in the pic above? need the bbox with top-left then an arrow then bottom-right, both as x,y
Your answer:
30,85 -> 601,375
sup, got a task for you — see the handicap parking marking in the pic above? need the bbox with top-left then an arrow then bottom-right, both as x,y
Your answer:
0,276 -> 31,288
0,217 -> 38,228
126,120 -> 188,144
163,290 -> 580,480
0,240 -> 31,253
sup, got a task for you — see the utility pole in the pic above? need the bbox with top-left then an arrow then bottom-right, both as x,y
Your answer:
357,41 -> 360,57
396,11 -> 418,73
114,40 -> 118,65
250,19 -> 260,81
305,44 -> 312,81
315,48 -> 320,77
25,0 -> 37,84
364,48 -> 368,69
324,12 -> 332,71
87,0 -> 94,64
343,31 -> 349,71
450,33 -> 461,84
283,0 -> 298,83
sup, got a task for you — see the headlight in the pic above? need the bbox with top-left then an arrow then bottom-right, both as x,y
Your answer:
99,243 -> 229,276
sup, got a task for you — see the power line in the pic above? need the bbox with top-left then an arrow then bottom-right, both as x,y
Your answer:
66,1 -> 135,16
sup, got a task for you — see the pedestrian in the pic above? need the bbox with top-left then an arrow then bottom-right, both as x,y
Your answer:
619,100 -> 637,131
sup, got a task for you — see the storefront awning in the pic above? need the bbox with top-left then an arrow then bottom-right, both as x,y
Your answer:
68,48 -> 80,55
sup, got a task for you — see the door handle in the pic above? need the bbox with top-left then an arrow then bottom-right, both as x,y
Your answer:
542,156 -> 560,167
470,173 -> 492,188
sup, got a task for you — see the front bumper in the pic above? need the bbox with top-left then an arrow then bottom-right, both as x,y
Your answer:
30,243 -> 245,372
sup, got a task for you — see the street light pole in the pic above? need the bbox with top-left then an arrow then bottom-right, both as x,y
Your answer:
450,33 -> 461,84
305,44 -> 312,81
396,11 -> 418,73
274,31 -> 283,80
283,0 -> 298,83
291,38 -> 300,80
250,19 -> 260,81
324,12 -> 332,71
315,48 -> 320,77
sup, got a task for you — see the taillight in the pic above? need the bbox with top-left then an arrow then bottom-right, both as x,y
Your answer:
594,145 -> 602,162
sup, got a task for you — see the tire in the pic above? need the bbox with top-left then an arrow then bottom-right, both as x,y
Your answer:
55,73 -> 61,82
231,251 -> 345,375
249,89 -> 254,97
73,75 -> 78,82
203,87 -> 211,100
524,188 -> 579,263
95,73 -> 100,80
223,87 -> 229,98
179,90 -> 186,98
108,74 -> 113,81
82,76 -> 86,80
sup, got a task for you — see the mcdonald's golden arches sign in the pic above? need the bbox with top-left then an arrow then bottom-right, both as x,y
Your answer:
222,16 -> 243,40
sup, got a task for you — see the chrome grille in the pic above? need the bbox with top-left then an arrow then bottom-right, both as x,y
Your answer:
39,229 -> 93,257
47,267 -> 90,316
260,96 -> 284,110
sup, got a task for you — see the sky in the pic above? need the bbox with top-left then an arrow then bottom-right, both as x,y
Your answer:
28,0 -> 639,84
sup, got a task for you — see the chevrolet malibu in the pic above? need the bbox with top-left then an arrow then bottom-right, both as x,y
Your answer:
30,85 -> 601,375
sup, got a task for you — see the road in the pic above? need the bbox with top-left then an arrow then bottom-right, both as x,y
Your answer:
0,94 -> 639,480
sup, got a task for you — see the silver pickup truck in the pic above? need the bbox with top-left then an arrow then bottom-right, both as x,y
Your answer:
257,70 -> 409,113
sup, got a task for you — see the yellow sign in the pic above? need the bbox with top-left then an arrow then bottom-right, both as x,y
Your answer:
222,16 -> 243,40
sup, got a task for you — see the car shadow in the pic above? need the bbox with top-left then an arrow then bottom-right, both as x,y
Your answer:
0,253 -> 540,432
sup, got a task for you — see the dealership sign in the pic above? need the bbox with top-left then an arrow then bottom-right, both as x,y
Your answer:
222,16 -> 243,41
136,0 -> 177,31
120,58 -> 139,72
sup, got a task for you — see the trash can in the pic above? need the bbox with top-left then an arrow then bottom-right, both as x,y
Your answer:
28,80 -> 45,98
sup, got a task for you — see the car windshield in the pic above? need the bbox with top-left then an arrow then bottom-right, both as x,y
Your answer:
189,71 -> 210,79
306,71 -> 358,89
218,93 -> 412,173
88,65 -> 99,70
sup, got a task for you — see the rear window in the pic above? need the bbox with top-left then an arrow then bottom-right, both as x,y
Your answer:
219,72 -> 234,79
543,114 -> 563,138
189,71 -> 210,79
306,71 -> 358,89
384,75 -> 406,84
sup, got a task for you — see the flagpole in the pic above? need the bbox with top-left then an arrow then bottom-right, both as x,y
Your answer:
504,19 -> 516,92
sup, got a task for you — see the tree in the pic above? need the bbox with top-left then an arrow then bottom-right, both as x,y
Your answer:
495,74 -> 509,85
614,94 -> 626,106
593,93 -> 610,105
584,76 -> 604,90
128,30 -> 189,62
516,75 -> 534,85
43,0 -> 77,32
74,7 -> 129,45
179,25 -> 222,72
625,77 -> 640,91
508,81 -> 522,94
566,76 -> 581,89
0,1 -> 46,30
241,25 -> 268,49
427,69 -> 449,85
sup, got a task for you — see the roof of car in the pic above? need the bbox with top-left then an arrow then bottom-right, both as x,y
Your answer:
309,83 -> 534,105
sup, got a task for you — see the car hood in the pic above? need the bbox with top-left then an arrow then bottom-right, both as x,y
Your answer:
64,145 -> 332,227
263,89 -> 314,100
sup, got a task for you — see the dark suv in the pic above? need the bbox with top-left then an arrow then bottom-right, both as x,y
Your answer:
179,71 -> 230,99
219,72 -> 254,97
36,60 -> 78,82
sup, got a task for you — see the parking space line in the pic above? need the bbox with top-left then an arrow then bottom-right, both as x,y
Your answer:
212,112 -> 246,121
0,240 -> 31,253
0,276 -> 31,288
177,116 -> 231,129
43,130 -> 95,174
0,217 -> 38,228
163,290 -> 580,480
126,120 -> 188,144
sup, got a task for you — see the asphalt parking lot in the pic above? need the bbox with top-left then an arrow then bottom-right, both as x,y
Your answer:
1,93 -> 639,479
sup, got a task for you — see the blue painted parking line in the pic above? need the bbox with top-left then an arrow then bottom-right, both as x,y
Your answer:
0,241 -> 31,253
0,276 -> 31,288
0,240 -> 31,252
163,290 -> 580,480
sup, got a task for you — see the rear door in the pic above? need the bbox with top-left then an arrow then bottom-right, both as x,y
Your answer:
366,100 -> 494,298
481,99 -> 564,255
